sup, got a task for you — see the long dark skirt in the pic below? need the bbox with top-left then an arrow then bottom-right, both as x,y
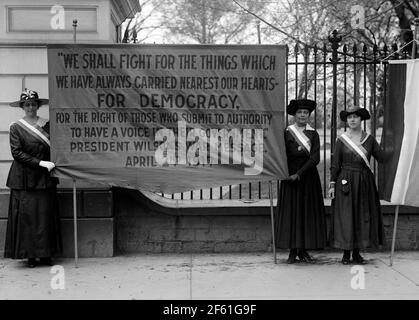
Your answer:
331,165 -> 385,250
4,188 -> 62,259
274,169 -> 326,249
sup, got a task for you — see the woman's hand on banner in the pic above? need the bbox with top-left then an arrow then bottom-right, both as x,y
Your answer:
286,174 -> 300,182
328,183 -> 335,199
39,160 -> 56,172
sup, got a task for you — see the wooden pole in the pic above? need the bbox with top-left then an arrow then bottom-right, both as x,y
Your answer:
73,178 -> 79,268
390,205 -> 400,267
269,181 -> 277,264
71,19 -> 78,268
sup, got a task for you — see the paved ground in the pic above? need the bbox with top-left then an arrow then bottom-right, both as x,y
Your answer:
1,251 -> 419,300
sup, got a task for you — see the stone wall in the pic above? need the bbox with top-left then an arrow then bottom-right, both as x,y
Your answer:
115,189 -> 271,253
114,188 -> 419,254
0,189 -> 114,257
1,188 -> 418,257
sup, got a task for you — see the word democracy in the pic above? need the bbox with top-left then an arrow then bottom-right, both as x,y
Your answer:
97,93 -> 239,109
138,93 -> 239,109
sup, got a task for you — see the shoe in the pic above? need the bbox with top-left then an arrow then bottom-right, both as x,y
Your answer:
287,249 -> 298,264
341,250 -> 351,265
39,257 -> 53,266
297,250 -> 315,263
27,258 -> 37,268
352,253 -> 367,265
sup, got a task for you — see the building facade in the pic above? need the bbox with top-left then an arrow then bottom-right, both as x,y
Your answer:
0,0 -> 140,257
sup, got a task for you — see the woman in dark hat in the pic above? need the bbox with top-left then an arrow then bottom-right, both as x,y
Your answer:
329,106 -> 385,265
275,99 -> 326,263
4,89 -> 62,268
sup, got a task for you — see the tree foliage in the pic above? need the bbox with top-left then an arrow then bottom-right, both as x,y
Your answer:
156,0 -> 267,44
122,0 -> 419,128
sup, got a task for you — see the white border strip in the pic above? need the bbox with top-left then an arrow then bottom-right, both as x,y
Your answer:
391,61 -> 419,204
388,59 -> 419,64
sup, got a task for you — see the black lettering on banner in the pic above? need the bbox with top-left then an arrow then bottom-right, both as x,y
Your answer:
240,54 -> 276,70
119,54 -> 152,69
82,53 -> 117,69
199,55 -> 238,70
154,54 -> 175,69
69,141 -> 130,153
138,94 -> 239,110
55,76 -> 68,88
61,53 -> 79,69
56,112 -> 71,124
97,94 -> 126,108
125,156 -> 157,167
178,54 -> 197,69
52,47 -> 283,175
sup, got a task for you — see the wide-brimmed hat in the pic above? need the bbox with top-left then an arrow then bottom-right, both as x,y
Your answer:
340,106 -> 370,122
286,99 -> 316,115
9,89 -> 49,108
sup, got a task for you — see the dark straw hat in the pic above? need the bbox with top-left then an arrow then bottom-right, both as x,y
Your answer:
340,106 -> 370,122
286,99 -> 316,115
9,89 -> 49,108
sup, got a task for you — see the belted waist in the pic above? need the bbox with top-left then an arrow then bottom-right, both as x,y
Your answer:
341,163 -> 368,170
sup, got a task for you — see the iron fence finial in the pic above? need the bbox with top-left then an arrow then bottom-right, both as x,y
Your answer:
132,28 -> 138,43
72,19 -> 78,44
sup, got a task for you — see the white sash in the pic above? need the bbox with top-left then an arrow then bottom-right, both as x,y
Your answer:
288,124 -> 312,153
18,119 -> 51,147
339,133 -> 371,171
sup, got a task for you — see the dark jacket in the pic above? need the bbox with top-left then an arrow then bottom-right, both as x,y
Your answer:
6,120 -> 58,190
284,126 -> 320,178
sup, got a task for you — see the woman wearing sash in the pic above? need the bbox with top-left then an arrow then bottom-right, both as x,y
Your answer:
275,99 -> 326,263
329,106 -> 385,265
4,89 -> 62,268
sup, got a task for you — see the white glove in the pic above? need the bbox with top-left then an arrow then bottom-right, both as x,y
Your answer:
328,182 -> 336,199
328,187 -> 335,199
39,160 -> 55,172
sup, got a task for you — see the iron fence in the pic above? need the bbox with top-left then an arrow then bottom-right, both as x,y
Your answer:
161,31 -> 412,201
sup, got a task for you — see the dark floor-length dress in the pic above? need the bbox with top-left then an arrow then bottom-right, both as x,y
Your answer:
330,132 -> 385,250
4,118 -> 62,259
274,125 -> 326,249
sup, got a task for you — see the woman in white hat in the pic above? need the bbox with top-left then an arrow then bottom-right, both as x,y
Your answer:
329,106 -> 385,265
4,89 -> 62,268
275,99 -> 326,263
